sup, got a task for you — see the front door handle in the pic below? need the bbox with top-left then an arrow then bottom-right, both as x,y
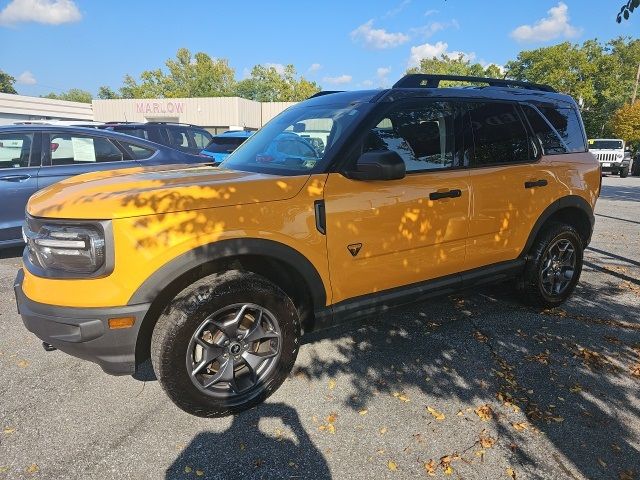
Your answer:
0,174 -> 31,182
524,179 -> 548,189
429,189 -> 462,201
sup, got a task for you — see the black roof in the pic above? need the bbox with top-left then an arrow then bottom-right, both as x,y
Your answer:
303,74 -> 577,109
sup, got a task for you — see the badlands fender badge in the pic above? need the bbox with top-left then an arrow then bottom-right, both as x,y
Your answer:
347,243 -> 362,257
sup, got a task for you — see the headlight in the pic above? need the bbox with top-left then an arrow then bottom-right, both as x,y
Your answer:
23,217 -> 113,278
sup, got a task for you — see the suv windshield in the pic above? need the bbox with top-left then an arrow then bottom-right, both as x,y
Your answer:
589,140 -> 623,150
221,104 -> 364,175
204,136 -> 247,153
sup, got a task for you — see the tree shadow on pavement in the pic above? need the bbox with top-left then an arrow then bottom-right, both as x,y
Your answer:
165,403 -> 331,480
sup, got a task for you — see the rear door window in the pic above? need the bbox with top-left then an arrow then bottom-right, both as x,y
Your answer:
166,128 -> 192,149
466,102 -> 533,166
521,105 -> 567,155
49,134 -> 124,165
189,129 -> 212,149
120,141 -> 156,160
0,133 -> 34,168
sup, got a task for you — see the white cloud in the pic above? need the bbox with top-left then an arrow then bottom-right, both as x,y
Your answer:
384,0 -> 411,18
265,63 -> 286,75
411,19 -> 459,39
16,70 -> 36,85
351,19 -> 409,50
308,63 -> 322,73
360,79 -> 374,87
424,9 -> 439,17
408,41 -> 475,68
0,0 -> 81,26
323,74 -> 353,85
510,2 -> 580,43
376,67 -> 391,78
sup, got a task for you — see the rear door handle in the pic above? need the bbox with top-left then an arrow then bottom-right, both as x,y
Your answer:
524,179 -> 548,189
0,174 -> 31,182
429,189 -> 462,201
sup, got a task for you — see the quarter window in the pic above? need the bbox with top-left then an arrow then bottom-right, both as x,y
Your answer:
521,105 -> 567,155
50,135 -> 124,165
365,101 -> 456,172
467,102 -> 532,166
536,105 -> 586,153
121,142 -> 156,160
0,133 -> 33,169
189,129 -> 211,149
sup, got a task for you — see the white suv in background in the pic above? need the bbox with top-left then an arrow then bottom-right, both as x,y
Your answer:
588,138 -> 630,178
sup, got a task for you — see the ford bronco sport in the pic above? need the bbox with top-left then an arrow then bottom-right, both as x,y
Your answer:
15,74 -> 600,417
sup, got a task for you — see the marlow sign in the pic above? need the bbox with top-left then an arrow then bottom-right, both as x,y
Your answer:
136,102 -> 185,115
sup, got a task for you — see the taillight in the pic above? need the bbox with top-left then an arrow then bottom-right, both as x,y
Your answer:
50,142 -> 59,152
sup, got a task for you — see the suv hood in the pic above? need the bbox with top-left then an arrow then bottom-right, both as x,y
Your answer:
27,164 -> 310,220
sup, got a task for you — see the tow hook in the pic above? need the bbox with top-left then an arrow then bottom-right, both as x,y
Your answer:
42,342 -> 57,352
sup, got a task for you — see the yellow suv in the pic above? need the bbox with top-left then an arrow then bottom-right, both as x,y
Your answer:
14,75 -> 600,417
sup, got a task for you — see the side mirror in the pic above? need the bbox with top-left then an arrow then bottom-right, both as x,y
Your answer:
347,150 -> 406,181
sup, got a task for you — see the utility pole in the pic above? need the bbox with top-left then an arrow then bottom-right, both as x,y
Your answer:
632,63 -> 640,104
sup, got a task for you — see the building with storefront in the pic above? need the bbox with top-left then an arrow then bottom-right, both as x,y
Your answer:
0,93 -> 295,133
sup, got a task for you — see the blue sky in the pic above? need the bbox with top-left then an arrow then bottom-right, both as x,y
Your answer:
1,0 -> 638,97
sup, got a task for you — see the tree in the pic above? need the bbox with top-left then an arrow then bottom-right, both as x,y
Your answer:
119,48 -> 236,98
235,64 -> 320,102
97,86 -> 120,99
0,69 -> 17,94
505,38 -> 640,137
617,0 -> 639,22
611,101 -> 640,146
406,54 -> 503,86
43,88 -> 93,103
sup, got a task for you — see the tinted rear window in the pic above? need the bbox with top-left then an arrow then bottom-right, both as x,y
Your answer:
204,137 -> 247,153
522,105 -> 567,155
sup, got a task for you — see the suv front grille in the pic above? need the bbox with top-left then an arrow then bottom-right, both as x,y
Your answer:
595,153 -> 617,162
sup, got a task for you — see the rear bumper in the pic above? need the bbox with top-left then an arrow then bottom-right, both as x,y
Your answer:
14,269 -> 150,375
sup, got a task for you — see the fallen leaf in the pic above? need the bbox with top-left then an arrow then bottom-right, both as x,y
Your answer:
512,422 -> 529,431
473,331 -> 488,343
424,459 -> 437,476
479,431 -> 496,448
327,413 -> 337,424
196,470 -> 204,477
3,427 -> 15,435
185,466 -> 193,473
569,384 -> 582,393
598,458 -> 607,468
619,470 -> 634,480
475,404 -> 494,421
26,464 -> 39,474
506,467 -> 516,479
392,392 -> 410,402
328,379 -> 336,390
387,460 -> 398,471
427,406 -> 445,421
358,409 -> 368,416
379,427 -> 387,435
17,360 -> 28,368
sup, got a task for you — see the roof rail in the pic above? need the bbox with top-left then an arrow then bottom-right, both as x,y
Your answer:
308,91 -> 345,99
145,121 -> 200,127
393,74 -> 556,92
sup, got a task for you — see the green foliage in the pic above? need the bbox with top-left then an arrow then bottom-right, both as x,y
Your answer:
43,88 -> 93,103
407,54 -> 503,87
505,37 -> 640,137
97,86 -> 120,99
611,101 -> 640,145
235,64 -> 320,102
0,69 -> 17,94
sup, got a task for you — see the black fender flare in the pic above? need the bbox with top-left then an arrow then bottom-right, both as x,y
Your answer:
128,238 -> 327,308
519,195 -> 594,257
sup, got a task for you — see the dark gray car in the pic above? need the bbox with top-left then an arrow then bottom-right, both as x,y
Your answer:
0,125 -> 205,248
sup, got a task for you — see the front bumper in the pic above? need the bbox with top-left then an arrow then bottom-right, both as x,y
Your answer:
14,269 -> 150,375
599,161 -> 627,172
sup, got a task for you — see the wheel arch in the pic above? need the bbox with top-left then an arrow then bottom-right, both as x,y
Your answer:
130,238 -> 328,366
520,195 -> 594,257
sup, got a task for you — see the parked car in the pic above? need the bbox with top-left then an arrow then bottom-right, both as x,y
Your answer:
588,138 -> 630,177
255,132 -> 319,167
199,130 -> 253,162
15,74 -> 600,417
98,122 -> 213,155
0,125 -> 204,248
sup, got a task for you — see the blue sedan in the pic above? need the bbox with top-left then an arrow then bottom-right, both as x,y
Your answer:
0,125 -> 206,248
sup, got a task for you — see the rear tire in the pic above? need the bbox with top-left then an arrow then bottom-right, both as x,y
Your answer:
517,223 -> 583,308
151,270 -> 300,417
620,166 -> 629,178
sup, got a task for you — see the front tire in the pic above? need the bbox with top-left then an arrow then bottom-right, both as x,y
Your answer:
620,166 -> 629,178
151,270 -> 300,417
517,223 -> 583,308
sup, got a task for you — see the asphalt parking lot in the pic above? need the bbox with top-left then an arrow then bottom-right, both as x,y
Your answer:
1,176 -> 639,480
